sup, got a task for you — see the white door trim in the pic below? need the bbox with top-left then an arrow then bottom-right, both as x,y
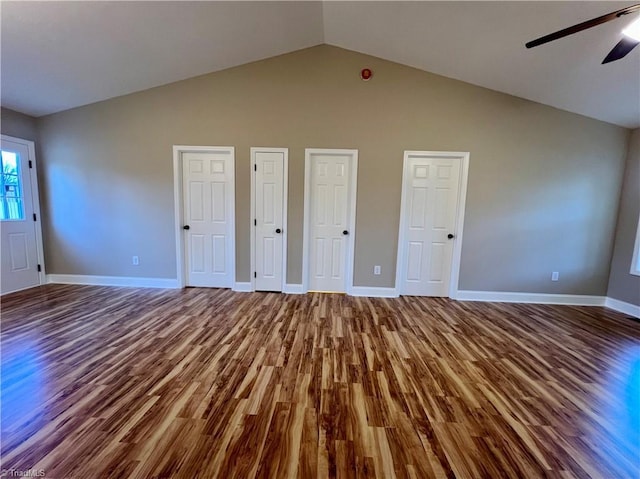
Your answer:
0,134 -> 46,290
302,148 -> 358,294
250,147 -> 288,292
395,150 -> 470,299
172,145 -> 236,289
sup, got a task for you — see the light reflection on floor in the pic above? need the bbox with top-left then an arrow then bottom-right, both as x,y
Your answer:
597,342 -> 640,475
621,345 -> 640,450
1,339 -> 46,437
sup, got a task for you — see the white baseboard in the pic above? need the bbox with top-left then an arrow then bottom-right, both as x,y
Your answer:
604,297 -> 640,318
232,282 -> 252,292
47,274 -> 179,289
283,283 -> 304,294
456,290 -> 606,306
350,286 -> 399,298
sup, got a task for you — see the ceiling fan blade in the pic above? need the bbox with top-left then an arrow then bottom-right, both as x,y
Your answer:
526,4 -> 640,49
602,37 -> 640,63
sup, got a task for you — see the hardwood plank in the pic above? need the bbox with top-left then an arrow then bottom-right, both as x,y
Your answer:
1,285 -> 639,478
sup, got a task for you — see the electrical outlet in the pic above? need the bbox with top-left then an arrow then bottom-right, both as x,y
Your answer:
132,256 -> 139,266
374,265 -> 381,275
551,271 -> 559,281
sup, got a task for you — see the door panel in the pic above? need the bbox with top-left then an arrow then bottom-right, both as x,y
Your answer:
212,182 -> 226,222
212,235 -> 226,273
189,182 -> 204,220
9,233 -> 29,270
254,149 -> 286,292
407,242 -> 423,281
262,237 -> 275,278
331,239 -> 342,278
307,152 -> 355,293
182,150 -> 234,288
191,235 -> 205,272
1,139 -> 40,294
399,154 -> 461,296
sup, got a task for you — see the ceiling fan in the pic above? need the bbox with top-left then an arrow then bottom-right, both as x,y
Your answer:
526,3 -> 640,64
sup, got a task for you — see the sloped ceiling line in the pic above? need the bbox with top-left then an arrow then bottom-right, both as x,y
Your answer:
1,1 -> 638,127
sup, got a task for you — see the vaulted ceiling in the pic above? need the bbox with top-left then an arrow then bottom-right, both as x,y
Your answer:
2,1 -> 638,128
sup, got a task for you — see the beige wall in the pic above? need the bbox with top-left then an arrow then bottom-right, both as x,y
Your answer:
1,107 -> 38,142
607,128 -> 640,306
37,45 -> 629,293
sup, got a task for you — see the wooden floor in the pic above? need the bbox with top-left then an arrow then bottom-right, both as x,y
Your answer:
1,285 -> 639,478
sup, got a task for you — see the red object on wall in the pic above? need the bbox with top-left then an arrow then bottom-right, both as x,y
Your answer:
360,68 -> 373,81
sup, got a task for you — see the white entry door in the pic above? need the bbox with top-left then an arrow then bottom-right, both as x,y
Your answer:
1,136 -> 44,295
252,148 -> 287,292
397,151 -> 466,296
304,149 -> 358,293
181,148 -> 235,288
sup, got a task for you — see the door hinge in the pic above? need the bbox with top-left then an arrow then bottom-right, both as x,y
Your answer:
254,272 -> 257,278
29,160 -> 33,169
254,164 -> 257,172
254,219 -> 257,226
33,213 -> 37,221
37,264 -> 42,272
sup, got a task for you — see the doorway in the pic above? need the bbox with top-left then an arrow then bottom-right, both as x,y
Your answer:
173,146 -> 236,288
0,135 -> 45,295
396,151 -> 469,297
251,147 -> 288,292
303,149 -> 358,294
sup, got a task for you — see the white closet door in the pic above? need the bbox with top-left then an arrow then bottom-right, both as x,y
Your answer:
254,149 -> 286,292
306,150 -> 357,293
399,153 -> 461,296
182,149 -> 234,288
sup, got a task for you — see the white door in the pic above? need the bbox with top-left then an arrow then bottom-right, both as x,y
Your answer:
182,148 -> 235,288
305,149 -> 358,293
253,148 -> 287,292
1,136 -> 43,295
398,152 -> 463,296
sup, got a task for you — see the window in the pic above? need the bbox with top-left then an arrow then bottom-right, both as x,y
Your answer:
0,150 -> 24,220
631,215 -> 640,276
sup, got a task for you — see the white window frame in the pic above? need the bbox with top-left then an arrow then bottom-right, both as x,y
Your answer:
631,216 -> 640,276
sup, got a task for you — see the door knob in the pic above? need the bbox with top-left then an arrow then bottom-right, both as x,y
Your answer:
343,230 -> 349,235
183,225 -> 190,230
275,228 -> 282,234
447,233 -> 455,239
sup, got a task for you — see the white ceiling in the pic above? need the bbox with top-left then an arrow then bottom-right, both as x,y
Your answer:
2,1 -> 639,128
